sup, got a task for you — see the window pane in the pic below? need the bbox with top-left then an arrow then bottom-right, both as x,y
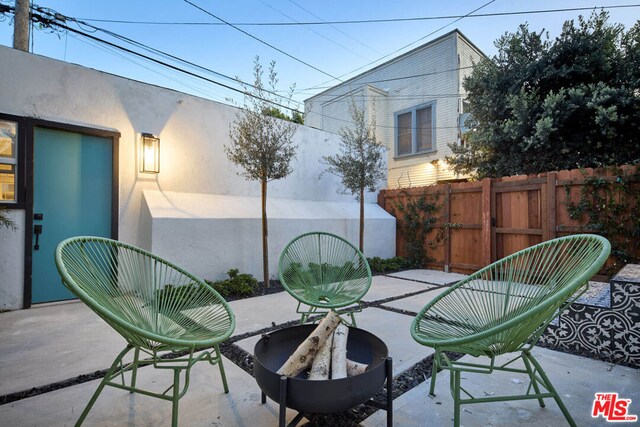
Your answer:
397,112 -> 412,155
416,106 -> 432,152
0,120 -> 17,202
0,164 -> 15,201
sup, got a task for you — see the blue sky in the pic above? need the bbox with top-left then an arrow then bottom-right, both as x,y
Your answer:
1,1 -> 639,110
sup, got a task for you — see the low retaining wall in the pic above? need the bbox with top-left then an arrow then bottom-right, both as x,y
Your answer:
141,190 -> 396,281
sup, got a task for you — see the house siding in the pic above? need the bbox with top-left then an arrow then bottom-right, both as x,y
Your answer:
305,30 -> 485,189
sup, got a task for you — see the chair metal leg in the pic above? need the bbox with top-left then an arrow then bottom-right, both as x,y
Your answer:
349,312 -> 357,327
130,347 -> 140,389
171,369 -> 180,427
452,369 -> 461,427
75,346 -> 132,426
214,344 -> 230,393
521,351 -> 545,408
429,350 -> 440,396
524,351 -> 577,427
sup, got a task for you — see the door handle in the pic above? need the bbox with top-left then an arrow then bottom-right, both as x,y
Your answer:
34,224 -> 42,251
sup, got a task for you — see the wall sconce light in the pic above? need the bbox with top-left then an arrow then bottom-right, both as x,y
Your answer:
140,133 -> 160,174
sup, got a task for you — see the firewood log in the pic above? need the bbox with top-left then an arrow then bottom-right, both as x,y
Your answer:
331,323 -> 349,379
277,311 -> 341,377
308,331 -> 334,380
346,359 -> 368,376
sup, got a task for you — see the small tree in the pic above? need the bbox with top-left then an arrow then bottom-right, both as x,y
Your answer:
322,98 -> 386,251
225,57 -> 298,287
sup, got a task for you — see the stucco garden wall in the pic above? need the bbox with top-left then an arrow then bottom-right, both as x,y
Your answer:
0,46 -> 395,309
142,191 -> 395,281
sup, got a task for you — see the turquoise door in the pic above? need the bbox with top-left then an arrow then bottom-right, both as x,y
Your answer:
32,127 -> 113,304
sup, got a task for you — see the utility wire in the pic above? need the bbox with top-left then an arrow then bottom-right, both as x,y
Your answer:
256,0 -> 369,61
71,4 -> 640,26
304,0 -> 496,92
182,0 -> 341,82
8,5 -> 473,131
29,4 -> 303,109
26,10 -> 302,113
286,0 -> 382,55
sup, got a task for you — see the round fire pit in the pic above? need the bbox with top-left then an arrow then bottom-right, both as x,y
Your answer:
254,324 -> 392,427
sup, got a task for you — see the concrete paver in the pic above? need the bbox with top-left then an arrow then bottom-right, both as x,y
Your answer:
1,269 -> 638,427
362,346 -> 640,426
382,287 -> 449,314
0,301 -> 130,396
387,269 -> 466,286
228,291 -> 301,336
0,353 -> 305,426
363,275 -> 436,302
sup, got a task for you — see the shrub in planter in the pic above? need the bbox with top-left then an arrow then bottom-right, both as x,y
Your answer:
207,268 -> 258,298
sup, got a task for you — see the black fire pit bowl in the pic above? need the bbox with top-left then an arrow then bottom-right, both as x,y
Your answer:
254,324 -> 392,426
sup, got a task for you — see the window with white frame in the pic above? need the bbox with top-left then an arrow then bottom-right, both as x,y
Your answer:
395,102 -> 435,157
0,120 -> 17,202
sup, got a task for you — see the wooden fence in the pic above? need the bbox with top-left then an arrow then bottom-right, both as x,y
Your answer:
378,165 -> 638,275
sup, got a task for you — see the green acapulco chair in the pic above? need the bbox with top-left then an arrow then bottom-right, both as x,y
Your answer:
55,236 -> 236,427
411,234 -> 610,427
279,231 -> 372,326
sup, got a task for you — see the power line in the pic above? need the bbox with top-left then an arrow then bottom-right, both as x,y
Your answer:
304,0 -> 496,93
181,0 -> 341,82
71,4 -> 640,27
256,0 -> 370,61
286,0 -> 382,55
24,8 -> 303,114
295,65 -> 477,93
28,4 -> 303,110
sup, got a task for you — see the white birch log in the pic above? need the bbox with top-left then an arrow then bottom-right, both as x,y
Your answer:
308,331 -> 334,380
346,359 -> 368,377
330,323 -> 349,379
277,311 -> 341,377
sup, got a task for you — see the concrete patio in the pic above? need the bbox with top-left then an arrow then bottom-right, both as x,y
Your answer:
1,270 -> 638,426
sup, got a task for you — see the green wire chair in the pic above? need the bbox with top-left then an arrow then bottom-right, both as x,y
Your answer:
55,236 -> 235,427
411,234 -> 610,427
279,231 -> 372,326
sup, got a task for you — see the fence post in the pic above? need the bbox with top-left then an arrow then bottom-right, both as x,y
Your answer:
481,178 -> 492,266
377,190 -> 385,209
443,184 -> 451,272
546,172 -> 557,241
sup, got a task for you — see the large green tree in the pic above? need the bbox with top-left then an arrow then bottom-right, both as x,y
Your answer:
448,12 -> 640,178
225,57 -> 298,287
322,98 -> 386,251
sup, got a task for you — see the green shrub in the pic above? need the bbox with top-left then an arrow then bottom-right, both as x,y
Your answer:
367,256 -> 413,274
207,268 -> 258,298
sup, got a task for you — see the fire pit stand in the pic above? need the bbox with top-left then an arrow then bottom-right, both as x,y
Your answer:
254,325 -> 393,427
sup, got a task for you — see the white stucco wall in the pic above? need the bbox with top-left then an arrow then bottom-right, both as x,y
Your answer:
0,210 -> 24,310
143,190 -> 395,281
0,46 -> 395,309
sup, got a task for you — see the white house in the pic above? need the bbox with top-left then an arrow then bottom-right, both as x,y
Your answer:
304,30 -> 485,188
0,45 -> 395,310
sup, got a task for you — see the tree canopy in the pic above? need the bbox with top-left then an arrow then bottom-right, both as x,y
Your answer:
448,11 -> 640,178
322,98 -> 386,250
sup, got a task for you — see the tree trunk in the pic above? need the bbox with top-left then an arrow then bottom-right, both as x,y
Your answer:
331,323 -> 349,379
359,186 -> 365,252
261,177 -> 269,288
308,331 -> 334,380
278,311 -> 341,377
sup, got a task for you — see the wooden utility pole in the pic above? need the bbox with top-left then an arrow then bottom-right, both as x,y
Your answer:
13,0 -> 30,52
